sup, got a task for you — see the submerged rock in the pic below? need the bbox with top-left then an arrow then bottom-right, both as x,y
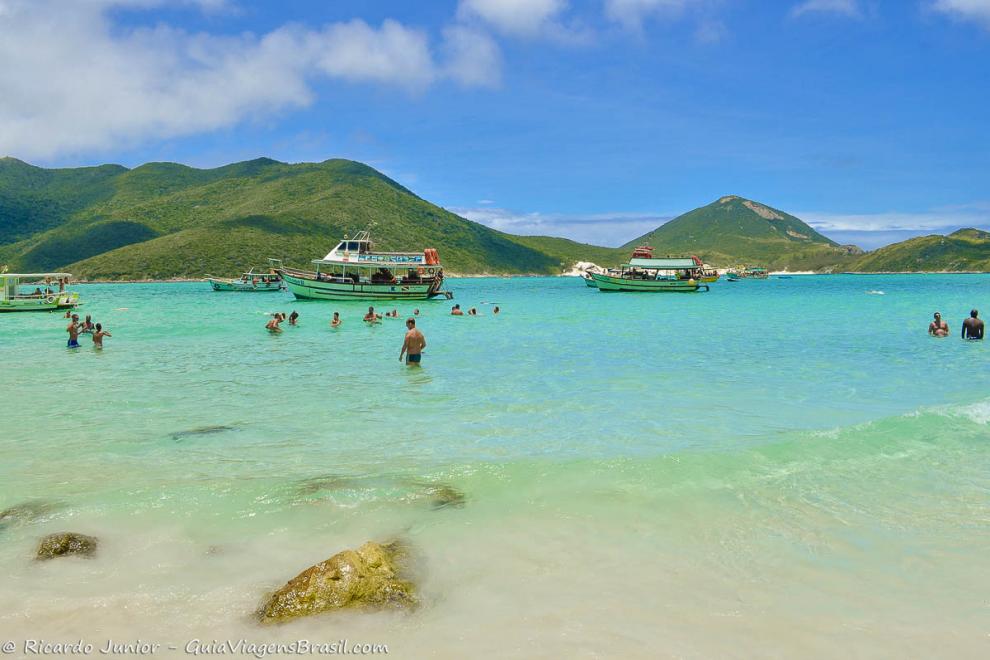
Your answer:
258,541 -> 415,624
171,425 -> 236,440
418,484 -> 466,510
295,476 -> 466,511
0,501 -> 62,532
36,532 -> 98,560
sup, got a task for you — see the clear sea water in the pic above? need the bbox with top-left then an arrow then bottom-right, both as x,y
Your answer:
1,275 -> 988,658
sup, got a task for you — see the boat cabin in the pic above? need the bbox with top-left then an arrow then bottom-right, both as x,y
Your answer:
622,257 -> 703,281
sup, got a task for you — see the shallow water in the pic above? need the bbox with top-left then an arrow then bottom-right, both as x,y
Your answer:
1,275 -> 988,658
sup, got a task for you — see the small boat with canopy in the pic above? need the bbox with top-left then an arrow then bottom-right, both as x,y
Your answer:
270,230 -> 453,301
586,246 -> 710,292
0,271 -> 81,312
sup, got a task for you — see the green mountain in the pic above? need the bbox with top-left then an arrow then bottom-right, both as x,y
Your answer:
622,195 -> 861,270
0,157 -> 616,279
848,229 -> 990,272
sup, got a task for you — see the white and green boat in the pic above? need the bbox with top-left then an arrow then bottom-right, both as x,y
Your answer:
271,231 -> 452,301
587,257 -> 710,293
0,272 -> 81,312
206,269 -> 283,292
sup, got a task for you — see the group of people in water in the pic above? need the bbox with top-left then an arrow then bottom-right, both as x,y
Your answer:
928,309 -> 985,339
262,302 -> 502,365
64,311 -> 111,349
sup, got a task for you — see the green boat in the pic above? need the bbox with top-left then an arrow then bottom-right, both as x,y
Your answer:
588,257 -> 710,293
0,272 -> 81,312
206,268 -> 284,292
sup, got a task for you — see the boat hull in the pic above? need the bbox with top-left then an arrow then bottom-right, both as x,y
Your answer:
589,272 -> 708,293
0,293 -> 80,312
279,269 -> 447,301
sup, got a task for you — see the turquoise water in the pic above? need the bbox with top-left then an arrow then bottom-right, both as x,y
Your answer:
1,275 -> 988,657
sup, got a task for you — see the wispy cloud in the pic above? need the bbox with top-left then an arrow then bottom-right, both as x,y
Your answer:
0,0 -> 501,161
604,0 -> 697,31
799,202 -> 990,248
931,0 -> 990,30
453,206 -> 673,245
790,0 -> 862,19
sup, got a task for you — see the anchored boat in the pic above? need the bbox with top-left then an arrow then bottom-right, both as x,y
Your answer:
587,247 -> 709,293
206,269 -> 283,292
0,272 -> 81,312
271,231 -> 452,301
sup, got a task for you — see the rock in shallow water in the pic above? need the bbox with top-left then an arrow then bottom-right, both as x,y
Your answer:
0,500 -> 62,532
36,532 -> 98,560
258,541 -> 415,624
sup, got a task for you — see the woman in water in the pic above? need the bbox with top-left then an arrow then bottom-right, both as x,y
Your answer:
330,312 -> 342,328
289,310 -> 299,326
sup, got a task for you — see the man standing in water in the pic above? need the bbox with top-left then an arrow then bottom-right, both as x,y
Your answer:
92,323 -> 111,349
66,314 -> 81,349
399,318 -> 426,366
962,309 -> 984,340
929,312 -> 949,337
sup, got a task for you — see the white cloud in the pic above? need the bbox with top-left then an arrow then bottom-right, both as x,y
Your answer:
454,206 -> 672,245
457,0 -> 568,37
790,0 -> 862,19
604,0 -> 696,31
441,25 -> 503,87
800,205 -> 990,232
932,0 -> 990,29
0,1 -> 500,160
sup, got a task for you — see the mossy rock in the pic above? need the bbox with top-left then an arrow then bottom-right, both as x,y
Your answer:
36,532 -> 98,560
0,501 -> 61,532
258,541 -> 415,624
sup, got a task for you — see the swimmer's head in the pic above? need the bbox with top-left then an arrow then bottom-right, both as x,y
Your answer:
95,323 -> 102,331
934,312 -> 941,319
972,309 -> 980,318
406,318 -> 416,328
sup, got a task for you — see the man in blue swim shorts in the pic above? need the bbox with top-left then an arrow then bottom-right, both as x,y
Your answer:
399,318 -> 426,366
66,314 -> 81,348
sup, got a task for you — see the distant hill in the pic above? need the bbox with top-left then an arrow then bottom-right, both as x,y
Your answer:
623,195 -> 861,270
0,157 -> 615,279
848,228 -> 990,272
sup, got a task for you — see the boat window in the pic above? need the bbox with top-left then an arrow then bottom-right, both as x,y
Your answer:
348,242 -> 361,251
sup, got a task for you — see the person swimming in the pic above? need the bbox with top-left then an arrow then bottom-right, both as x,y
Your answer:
92,323 -> 111,348
962,309 -> 984,340
929,312 -> 948,337
413,309 -> 420,316
364,306 -> 382,323
289,310 -> 299,326
265,313 -> 284,333
331,311 -> 341,328
493,306 -> 500,315
468,307 -> 478,316
451,304 -> 463,316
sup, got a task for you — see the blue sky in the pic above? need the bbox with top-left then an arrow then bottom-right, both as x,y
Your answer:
1,0 -> 988,248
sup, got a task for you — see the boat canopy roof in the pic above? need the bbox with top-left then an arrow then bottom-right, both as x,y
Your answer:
626,258 -> 698,269
1,272 -> 72,279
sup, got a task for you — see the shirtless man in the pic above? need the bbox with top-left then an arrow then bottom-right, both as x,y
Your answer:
92,323 -> 111,348
962,309 -> 984,340
331,312 -> 342,328
450,304 -> 463,316
81,314 -> 95,333
400,318 -> 426,365
928,312 -> 948,337
364,306 -> 381,323
66,314 -> 81,348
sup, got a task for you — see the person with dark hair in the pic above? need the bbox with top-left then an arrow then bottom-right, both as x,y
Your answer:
928,312 -> 948,337
66,314 -> 81,349
962,309 -> 984,340
92,323 -> 112,349
400,318 -> 426,366
330,311 -> 341,328
288,310 -> 299,326
451,304 -> 463,316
